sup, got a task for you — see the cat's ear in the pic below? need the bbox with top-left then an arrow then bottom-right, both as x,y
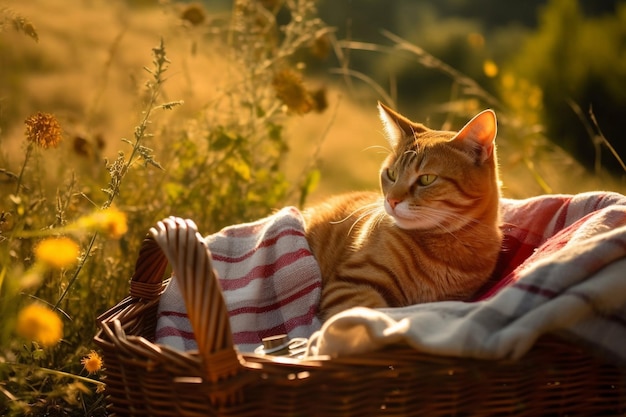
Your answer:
378,102 -> 422,148
452,109 -> 497,164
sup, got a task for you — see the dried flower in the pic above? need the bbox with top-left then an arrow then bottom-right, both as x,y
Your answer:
72,135 -> 91,158
180,3 -> 205,26
81,350 -> 104,375
24,112 -> 62,149
272,68 -> 313,114
309,87 -> 328,113
16,304 -> 63,347
310,34 -> 331,60
78,207 -> 128,239
35,237 -> 80,269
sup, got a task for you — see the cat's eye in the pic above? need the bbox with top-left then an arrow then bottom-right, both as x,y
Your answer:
386,168 -> 398,181
417,174 -> 438,186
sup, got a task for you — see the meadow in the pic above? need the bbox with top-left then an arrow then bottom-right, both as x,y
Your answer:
0,0 -> 624,415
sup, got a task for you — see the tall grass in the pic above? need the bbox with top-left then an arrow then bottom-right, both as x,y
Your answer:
332,29 -> 625,197
0,1 -> 330,415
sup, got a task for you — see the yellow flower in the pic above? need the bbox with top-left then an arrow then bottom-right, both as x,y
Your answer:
24,112 -> 63,149
35,237 -> 80,269
483,60 -> 499,78
272,68 -> 313,114
79,207 -> 128,239
16,304 -> 63,347
81,350 -> 104,375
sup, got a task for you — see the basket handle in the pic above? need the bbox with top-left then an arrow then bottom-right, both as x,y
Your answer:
131,216 -> 239,383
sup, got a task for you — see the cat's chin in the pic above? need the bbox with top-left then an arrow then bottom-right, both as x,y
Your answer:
385,205 -> 436,230
390,218 -> 417,230
389,216 -> 425,230
385,208 -> 422,230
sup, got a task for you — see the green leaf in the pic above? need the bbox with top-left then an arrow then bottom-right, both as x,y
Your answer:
299,169 -> 320,207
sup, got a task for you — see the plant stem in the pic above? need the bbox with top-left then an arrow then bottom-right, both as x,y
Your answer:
54,233 -> 98,310
1,362 -> 105,389
53,40 -> 169,310
103,39 -> 168,209
14,143 -> 33,195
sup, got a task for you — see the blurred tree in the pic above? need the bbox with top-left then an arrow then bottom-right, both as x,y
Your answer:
508,0 -> 626,174
315,0 -> 625,173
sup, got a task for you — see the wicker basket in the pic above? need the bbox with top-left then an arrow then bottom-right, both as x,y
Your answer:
95,217 -> 626,416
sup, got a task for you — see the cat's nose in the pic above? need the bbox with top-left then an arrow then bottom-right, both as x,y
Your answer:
387,197 -> 401,209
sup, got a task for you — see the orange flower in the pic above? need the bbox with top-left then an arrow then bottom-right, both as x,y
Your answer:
24,112 -> 62,149
81,350 -> 104,375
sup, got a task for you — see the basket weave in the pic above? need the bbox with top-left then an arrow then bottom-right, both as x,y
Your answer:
95,217 -> 626,416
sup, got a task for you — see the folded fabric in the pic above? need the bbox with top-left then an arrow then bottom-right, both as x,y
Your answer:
306,191 -> 626,366
156,206 -> 323,353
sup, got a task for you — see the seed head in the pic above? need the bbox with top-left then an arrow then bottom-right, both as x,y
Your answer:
272,69 -> 313,114
180,3 -> 206,26
24,112 -> 63,149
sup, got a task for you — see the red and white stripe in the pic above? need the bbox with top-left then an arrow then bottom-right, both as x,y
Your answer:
156,207 -> 322,352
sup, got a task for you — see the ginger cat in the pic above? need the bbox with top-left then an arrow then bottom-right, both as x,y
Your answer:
304,102 -> 502,321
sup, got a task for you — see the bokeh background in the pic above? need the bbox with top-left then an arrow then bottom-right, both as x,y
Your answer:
2,0 -> 625,203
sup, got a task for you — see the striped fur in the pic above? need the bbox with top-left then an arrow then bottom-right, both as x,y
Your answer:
304,103 -> 502,321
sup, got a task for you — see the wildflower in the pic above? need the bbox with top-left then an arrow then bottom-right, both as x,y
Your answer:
35,237 -> 80,269
310,34 -> 331,60
483,60 -> 499,78
81,350 -> 104,375
180,3 -> 206,26
72,135 -> 91,158
16,304 -> 63,347
78,207 -> 128,239
272,68 -> 313,114
309,87 -> 328,113
24,112 -> 62,149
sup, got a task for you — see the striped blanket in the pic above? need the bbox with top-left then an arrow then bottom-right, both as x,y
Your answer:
157,192 -> 626,364
307,191 -> 626,365
156,207 -> 322,353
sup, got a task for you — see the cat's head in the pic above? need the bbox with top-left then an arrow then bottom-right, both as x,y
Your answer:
377,102 -> 500,231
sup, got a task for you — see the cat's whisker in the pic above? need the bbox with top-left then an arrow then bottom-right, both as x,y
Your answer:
362,145 -> 392,155
404,209 -> 461,238
410,206 -> 497,236
347,204 -> 385,236
331,203 -> 385,237
329,206 -> 370,225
